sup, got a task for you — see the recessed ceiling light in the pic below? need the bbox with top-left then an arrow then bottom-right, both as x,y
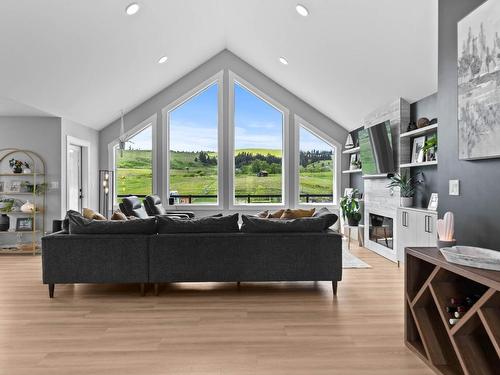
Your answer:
158,56 -> 168,64
125,3 -> 140,15
296,4 -> 309,17
279,56 -> 289,65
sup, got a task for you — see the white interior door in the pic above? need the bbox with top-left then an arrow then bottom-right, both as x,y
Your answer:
67,144 -> 83,212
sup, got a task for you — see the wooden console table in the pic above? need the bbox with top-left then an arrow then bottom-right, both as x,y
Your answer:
405,247 -> 500,375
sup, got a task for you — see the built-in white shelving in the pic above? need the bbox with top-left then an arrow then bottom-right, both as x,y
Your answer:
342,147 -> 360,154
399,160 -> 438,168
342,169 -> 362,174
399,124 -> 438,138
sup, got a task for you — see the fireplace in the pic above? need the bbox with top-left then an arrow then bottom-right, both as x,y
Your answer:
369,213 -> 393,249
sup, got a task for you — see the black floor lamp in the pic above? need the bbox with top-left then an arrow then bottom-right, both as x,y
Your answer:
98,170 -> 114,218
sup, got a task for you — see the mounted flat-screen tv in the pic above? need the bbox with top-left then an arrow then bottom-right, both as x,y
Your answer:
359,120 -> 395,175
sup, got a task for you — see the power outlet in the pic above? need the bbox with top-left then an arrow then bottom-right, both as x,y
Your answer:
449,180 -> 460,196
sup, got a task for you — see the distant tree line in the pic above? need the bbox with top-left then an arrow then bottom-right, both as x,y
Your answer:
194,151 -> 217,165
234,152 -> 281,169
299,150 -> 332,168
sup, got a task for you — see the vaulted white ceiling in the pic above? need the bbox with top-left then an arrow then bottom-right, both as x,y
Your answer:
0,0 -> 437,130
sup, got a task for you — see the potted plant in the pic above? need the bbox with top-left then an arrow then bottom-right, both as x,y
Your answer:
340,189 -> 362,226
9,159 -> 29,174
387,172 -> 420,207
0,199 -> 14,231
422,135 -> 437,161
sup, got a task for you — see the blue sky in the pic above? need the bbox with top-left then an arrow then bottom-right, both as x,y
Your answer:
129,82 -> 332,153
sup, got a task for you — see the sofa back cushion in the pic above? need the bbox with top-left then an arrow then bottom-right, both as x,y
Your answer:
312,207 -> 339,229
157,213 -> 239,234
121,196 -> 150,219
67,210 -> 157,234
144,195 -> 166,215
240,214 -> 329,233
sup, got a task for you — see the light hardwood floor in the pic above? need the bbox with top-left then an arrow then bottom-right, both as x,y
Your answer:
0,244 -> 432,375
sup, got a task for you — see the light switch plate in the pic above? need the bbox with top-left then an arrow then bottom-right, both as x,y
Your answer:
449,180 -> 460,196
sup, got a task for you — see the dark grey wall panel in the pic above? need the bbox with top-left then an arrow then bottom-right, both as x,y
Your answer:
438,0 -> 500,249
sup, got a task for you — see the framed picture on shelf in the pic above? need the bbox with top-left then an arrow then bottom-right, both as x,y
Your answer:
9,181 -> 21,193
427,193 -> 438,211
349,154 -> 357,170
16,217 -> 33,231
411,136 -> 426,163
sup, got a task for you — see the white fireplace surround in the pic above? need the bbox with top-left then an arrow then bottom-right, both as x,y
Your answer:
364,179 -> 400,262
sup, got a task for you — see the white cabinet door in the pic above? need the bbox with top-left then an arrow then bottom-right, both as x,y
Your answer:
397,209 -> 417,261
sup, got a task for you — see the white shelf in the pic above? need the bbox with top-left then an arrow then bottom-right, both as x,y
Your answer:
400,124 -> 438,138
342,169 -> 362,174
342,147 -> 360,154
362,173 -> 388,179
400,160 -> 438,168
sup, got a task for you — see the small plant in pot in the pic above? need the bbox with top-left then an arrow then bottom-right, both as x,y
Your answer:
422,135 -> 437,161
9,159 -> 29,174
387,172 -> 421,207
340,189 -> 362,226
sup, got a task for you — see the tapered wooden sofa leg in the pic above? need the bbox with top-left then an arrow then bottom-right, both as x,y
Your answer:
154,283 -> 159,296
332,281 -> 338,297
48,284 -> 55,298
237,281 -> 241,287
140,283 -> 145,297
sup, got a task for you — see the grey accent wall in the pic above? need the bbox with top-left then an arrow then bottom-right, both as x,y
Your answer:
99,50 -> 349,212
438,0 -> 500,249
410,93 -> 438,208
61,119 -> 99,215
0,117 -> 62,239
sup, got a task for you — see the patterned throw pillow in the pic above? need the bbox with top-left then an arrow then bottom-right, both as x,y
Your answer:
280,208 -> 316,219
111,211 -> 127,221
82,207 -> 107,221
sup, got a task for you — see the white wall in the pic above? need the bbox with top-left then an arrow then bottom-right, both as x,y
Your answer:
61,118 -> 99,215
0,117 -> 62,240
99,50 -> 349,215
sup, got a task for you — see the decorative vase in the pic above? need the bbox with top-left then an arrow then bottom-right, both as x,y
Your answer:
21,201 -> 35,213
417,117 -> 430,129
401,197 -> 413,207
23,168 -> 32,174
347,217 -> 359,226
0,214 -> 9,231
13,167 -> 22,174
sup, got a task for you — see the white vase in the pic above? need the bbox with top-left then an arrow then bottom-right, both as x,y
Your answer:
400,197 -> 413,207
23,168 -> 32,174
21,201 -> 35,213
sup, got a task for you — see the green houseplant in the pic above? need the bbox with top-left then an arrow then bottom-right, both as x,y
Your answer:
387,172 -> 420,207
340,189 -> 362,226
422,135 -> 437,161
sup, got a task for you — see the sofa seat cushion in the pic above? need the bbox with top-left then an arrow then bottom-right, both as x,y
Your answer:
67,210 -> 157,234
157,213 -> 239,234
240,214 -> 329,233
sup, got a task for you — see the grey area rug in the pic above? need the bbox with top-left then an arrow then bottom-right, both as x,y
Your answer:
342,248 -> 371,269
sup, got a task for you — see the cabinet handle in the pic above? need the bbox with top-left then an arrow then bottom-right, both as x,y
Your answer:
402,211 -> 408,227
427,216 -> 432,233
424,216 -> 431,233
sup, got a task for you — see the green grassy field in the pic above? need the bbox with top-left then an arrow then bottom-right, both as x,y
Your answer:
116,149 -> 333,203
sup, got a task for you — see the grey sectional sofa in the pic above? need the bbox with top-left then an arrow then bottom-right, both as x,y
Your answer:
42,212 -> 342,298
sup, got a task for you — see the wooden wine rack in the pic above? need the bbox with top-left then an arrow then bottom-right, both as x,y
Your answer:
405,247 -> 500,375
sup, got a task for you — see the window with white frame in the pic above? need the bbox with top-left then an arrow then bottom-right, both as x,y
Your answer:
232,80 -> 285,205
297,123 -> 337,204
114,124 -> 153,199
167,81 -> 220,205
